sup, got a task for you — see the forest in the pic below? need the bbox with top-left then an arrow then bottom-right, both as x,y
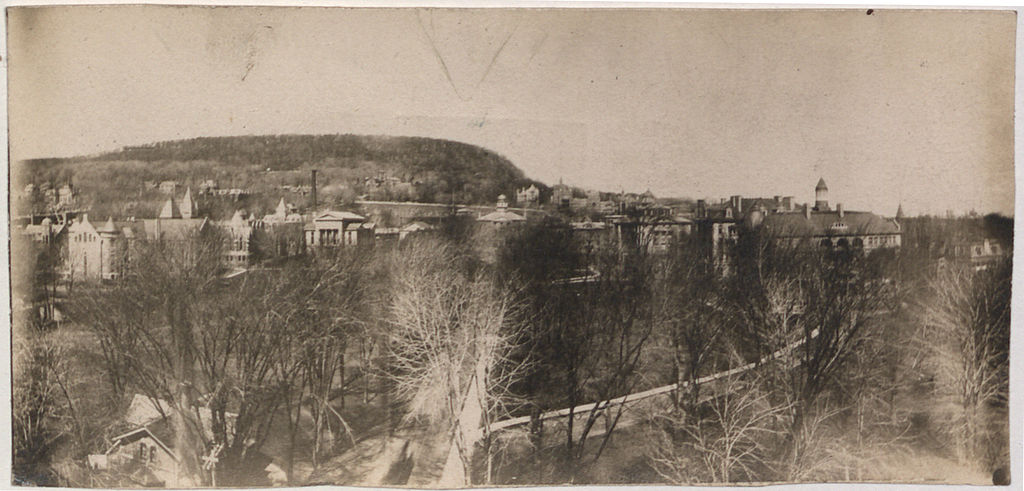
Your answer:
11,213 -> 1012,487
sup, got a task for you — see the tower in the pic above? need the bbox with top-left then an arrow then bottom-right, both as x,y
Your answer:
896,203 -> 905,220
814,178 -> 830,211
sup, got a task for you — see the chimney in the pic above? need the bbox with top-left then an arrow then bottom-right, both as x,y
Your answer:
837,203 -> 845,218
730,195 -> 742,214
804,204 -> 811,219
310,169 -> 318,211
696,199 -> 706,218
784,196 -> 794,211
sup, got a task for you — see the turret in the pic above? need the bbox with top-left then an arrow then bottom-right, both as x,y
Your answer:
814,178 -> 830,211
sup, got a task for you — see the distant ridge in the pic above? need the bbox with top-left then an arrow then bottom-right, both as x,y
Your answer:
21,134 -> 548,206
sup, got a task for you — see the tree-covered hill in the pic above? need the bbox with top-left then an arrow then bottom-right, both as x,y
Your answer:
18,134 -> 551,216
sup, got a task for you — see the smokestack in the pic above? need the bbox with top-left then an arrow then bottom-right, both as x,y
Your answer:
310,169 -> 318,211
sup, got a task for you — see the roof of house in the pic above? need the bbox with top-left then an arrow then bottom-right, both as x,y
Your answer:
314,211 -> 366,222
478,210 -> 526,223
762,210 -> 900,237
120,393 -> 236,443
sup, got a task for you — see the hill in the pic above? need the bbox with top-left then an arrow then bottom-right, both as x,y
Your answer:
17,134 -> 550,219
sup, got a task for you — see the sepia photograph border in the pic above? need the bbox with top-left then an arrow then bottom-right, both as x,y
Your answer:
1,1 -> 1021,490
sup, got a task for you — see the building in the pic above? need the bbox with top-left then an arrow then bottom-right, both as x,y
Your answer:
551,179 -> 573,208
142,189 -> 208,242
304,210 -> 374,250
218,210 -> 257,266
57,184 -> 75,207
475,195 -> 527,262
570,219 -> 615,254
957,238 -> 1008,271
640,215 -> 693,254
757,203 -> 902,251
158,181 -> 180,195
814,178 -> 830,211
476,195 -> 526,226
98,394 -> 237,487
399,221 -> 436,241
693,179 -> 901,266
67,190 -> 210,281
67,215 -> 135,281
516,184 -> 540,205
262,198 -> 304,225
23,216 -> 69,247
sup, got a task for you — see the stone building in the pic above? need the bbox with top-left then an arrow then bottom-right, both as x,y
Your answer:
304,210 -> 375,250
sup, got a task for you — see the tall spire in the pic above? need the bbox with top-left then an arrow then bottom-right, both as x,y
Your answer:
896,203 -> 905,220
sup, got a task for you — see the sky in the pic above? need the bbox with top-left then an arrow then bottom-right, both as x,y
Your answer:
7,6 -> 1016,216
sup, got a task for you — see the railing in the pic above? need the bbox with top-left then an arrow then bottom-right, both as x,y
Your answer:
487,328 -> 820,433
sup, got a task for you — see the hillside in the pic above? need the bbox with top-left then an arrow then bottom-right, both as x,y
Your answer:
17,134 -> 550,219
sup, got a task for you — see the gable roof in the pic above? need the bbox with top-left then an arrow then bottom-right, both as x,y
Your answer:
315,210 -> 365,222
121,393 -> 237,443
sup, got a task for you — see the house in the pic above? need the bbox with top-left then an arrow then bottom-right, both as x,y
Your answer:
399,221 -> 435,241
99,394 -> 238,487
516,184 -> 540,205
218,210 -> 257,266
23,216 -> 69,247
57,184 -> 75,206
198,180 -> 219,195
551,179 -> 573,208
958,238 -> 1008,271
158,181 -> 180,194
304,210 -> 373,250
262,198 -> 303,225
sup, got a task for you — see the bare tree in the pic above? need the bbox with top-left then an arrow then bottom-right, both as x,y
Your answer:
727,231 -> 894,479
916,259 -> 1010,467
383,239 -> 522,486
645,365 -> 790,483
